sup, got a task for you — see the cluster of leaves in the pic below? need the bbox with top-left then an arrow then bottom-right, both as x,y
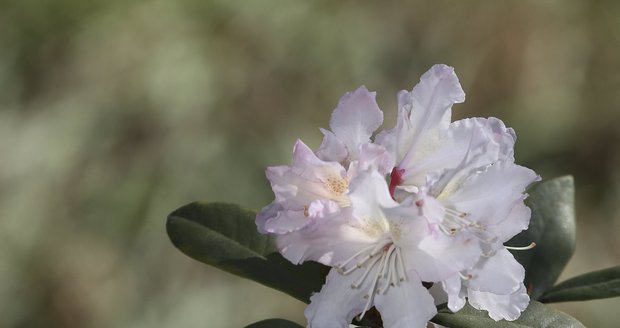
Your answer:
166,176 -> 620,327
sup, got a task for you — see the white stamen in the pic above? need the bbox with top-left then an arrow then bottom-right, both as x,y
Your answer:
357,252 -> 387,320
380,245 -> 396,278
396,247 -> 408,282
345,242 -> 407,321
458,271 -> 473,280
446,208 -> 469,218
438,223 -> 457,236
351,256 -> 381,288
505,242 -> 536,251
471,230 -> 497,244
438,207 -> 485,237
380,249 -> 398,294
336,245 -> 383,275
482,250 -> 496,257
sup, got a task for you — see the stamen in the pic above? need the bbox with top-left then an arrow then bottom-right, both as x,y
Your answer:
396,247 -> 407,282
438,207 -> 481,237
380,245 -> 396,278
505,242 -> 536,251
438,223 -> 458,236
350,256 -> 381,288
482,250 -> 496,257
380,249 -> 397,294
458,271 -> 473,280
350,243 -> 410,321
337,244 -> 380,272
357,252 -> 387,320
446,208 -> 469,218
471,230 -> 497,244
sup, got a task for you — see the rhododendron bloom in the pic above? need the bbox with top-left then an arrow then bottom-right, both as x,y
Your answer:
379,65 -> 540,321
257,64 -> 539,328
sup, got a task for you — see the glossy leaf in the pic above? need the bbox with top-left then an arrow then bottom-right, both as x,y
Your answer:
539,266 -> 620,303
506,176 -> 576,299
245,318 -> 304,328
432,301 -> 584,328
166,202 -> 327,303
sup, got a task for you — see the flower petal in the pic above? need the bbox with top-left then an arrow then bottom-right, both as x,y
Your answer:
348,143 -> 395,177
398,216 -> 481,282
428,117 -> 518,198
468,284 -> 530,321
376,64 -> 465,172
275,201 -> 379,266
316,128 -> 348,163
493,200 -> 531,243
345,169 -> 401,236
397,118 -> 473,188
267,140 -> 350,210
328,86 -> 383,160
256,201 -> 280,234
443,160 -> 539,241
291,139 -> 347,181
305,269 -> 369,328
373,271 -> 437,328
442,274 -> 466,312
467,248 -> 524,294
263,208 -> 309,234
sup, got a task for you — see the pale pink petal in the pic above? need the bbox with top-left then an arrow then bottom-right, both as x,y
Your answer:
444,161 -> 539,237
266,139 -> 350,210
348,170 -> 400,228
328,86 -> 383,159
492,201 -> 531,243
375,103 -> 411,166
265,165 -> 298,204
291,139 -> 346,181
263,209 -> 309,234
397,118 -> 473,188
305,269 -> 369,328
373,272 -> 437,328
404,64 -> 465,138
376,64 -> 465,173
316,128 -> 348,163
348,143 -> 395,177
276,201 -> 379,266
398,216 -> 481,282
427,117 -> 518,197
441,274 -> 466,312
467,248 -> 524,294
468,284 -> 530,321
255,202 -> 280,234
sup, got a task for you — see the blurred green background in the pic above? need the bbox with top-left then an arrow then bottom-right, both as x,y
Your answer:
1,0 -> 619,327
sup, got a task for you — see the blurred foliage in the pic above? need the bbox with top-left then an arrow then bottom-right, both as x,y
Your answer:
0,0 -> 619,327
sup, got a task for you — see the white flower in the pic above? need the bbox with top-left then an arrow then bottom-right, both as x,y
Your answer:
377,64 -> 539,321
257,86 -> 393,235
257,64 -> 539,327
278,170 -> 479,328
315,86 -> 386,167
376,64 -> 467,198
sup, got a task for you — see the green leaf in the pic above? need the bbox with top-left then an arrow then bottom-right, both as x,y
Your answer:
506,176 -> 576,299
432,301 -> 584,327
244,318 -> 304,328
166,202 -> 327,303
539,266 -> 620,303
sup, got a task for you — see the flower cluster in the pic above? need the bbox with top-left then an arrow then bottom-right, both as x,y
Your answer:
256,65 -> 540,328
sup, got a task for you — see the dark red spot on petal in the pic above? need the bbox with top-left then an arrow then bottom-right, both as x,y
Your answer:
388,167 -> 405,198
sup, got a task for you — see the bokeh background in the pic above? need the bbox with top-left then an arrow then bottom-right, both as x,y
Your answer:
1,0 -> 619,327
